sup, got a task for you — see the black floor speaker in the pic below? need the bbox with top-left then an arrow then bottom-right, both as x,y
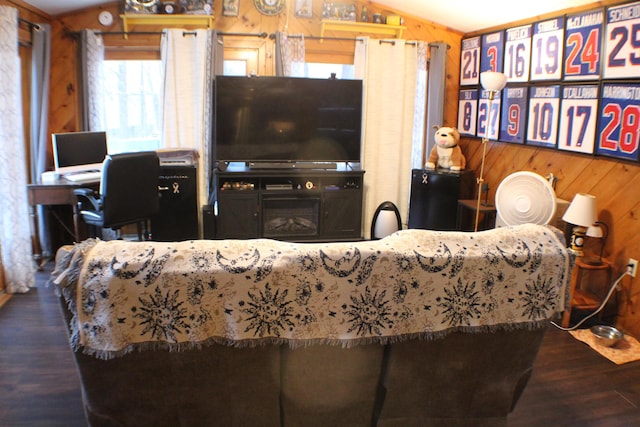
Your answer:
151,165 -> 199,241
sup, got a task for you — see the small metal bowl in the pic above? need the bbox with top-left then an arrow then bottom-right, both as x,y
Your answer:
590,325 -> 624,348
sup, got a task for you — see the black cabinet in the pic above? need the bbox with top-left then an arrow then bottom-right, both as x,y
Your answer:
214,165 -> 364,241
408,169 -> 474,231
216,191 -> 259,239
151,165 -> 199,241
323,191 -> 362,238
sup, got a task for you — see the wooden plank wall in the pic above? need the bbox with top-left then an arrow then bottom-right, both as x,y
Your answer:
461,0 -> 640,336
10,0 -> 639,336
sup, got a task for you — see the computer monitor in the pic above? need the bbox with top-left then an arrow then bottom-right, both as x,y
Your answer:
52,131 -> 108,175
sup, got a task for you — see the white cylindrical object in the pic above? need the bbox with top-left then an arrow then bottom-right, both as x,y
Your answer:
373,210 -> 399,239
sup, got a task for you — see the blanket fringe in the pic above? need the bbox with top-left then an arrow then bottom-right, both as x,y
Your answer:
78,320 -> 552,360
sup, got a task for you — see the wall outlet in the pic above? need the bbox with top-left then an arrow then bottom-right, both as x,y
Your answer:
628,258 -> 638,278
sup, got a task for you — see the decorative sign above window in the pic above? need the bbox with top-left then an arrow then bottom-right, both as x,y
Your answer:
124,0 -> 213,14
254,0 -> 286,15
457,1 -> 640,164
124,0 -> 159,14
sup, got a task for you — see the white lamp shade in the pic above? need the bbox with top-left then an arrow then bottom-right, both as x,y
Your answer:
480,71 -> 507,92
562,193 -> 597,227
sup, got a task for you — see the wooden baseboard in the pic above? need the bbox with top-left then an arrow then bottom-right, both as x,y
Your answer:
0,292 -> 11,309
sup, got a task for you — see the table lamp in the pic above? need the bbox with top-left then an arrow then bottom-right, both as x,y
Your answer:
475,71 -> 507,231
562,193 -> 597,256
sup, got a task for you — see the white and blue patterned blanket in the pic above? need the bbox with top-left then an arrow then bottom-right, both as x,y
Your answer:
52,224 -> 571,359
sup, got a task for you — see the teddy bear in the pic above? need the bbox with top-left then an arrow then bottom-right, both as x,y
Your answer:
425,126 -> 466,171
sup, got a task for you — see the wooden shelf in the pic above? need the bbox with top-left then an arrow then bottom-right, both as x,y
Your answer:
120,14 -> 215,39
561,257 -> 614,328
320,19 -> 406,39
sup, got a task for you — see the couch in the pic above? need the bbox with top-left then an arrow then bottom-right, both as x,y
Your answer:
52,224 -> 572,427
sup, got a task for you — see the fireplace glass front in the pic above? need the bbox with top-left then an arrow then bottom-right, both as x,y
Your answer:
262,197 -> 320,238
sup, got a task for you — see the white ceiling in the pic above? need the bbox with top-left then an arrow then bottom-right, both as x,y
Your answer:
23,0 -> 598,33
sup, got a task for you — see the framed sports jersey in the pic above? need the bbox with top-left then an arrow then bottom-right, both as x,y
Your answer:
531,17 -> 565,81
458,89 -> 479,137
604,1 -> 640,79
481,31 -> 504,73
504,25 -> 532,83
460,36 -> 481,86
557,85 -> 599,154
500,86 -> 528,144
596,83 -> 640,161
477,88 -> 503,140
563,9 -> 604,81
526,85 -> 560,148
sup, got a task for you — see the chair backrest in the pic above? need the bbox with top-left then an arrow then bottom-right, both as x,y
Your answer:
100,151 -> 160,229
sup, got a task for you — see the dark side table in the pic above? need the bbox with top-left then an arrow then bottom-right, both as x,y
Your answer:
456,199 -> 497,231
561,257 -> 614,328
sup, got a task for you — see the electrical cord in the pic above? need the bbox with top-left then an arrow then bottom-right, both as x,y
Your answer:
551,267 -> 633,331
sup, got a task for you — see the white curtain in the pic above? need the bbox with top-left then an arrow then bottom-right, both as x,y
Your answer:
0,6 -> 35,293
355,38 -> 427,238
275,32 -> 305,77
30,23 -> 51,256
80,29 -> 106,131
160,29 -> 215,231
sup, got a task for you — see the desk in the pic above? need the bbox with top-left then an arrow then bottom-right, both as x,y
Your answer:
27,178 -> 98,268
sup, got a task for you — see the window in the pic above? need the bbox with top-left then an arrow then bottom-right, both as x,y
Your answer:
223,59 -> 248,76
304,62 -> 355,79
101,59 -> 353,155
102,60 -> 162,154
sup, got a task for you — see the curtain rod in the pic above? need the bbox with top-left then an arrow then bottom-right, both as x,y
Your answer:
379,40 -> 416,46
19,17 -> 40,29
277,34 -> 416,45
92,30 -> 269,38
270,33 -> 364,43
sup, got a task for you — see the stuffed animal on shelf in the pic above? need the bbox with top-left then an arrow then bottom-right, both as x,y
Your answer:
425,126 -> 466,171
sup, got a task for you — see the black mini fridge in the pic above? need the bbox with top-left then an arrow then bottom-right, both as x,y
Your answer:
407,169 -> 474,231
151,165 -> 199,241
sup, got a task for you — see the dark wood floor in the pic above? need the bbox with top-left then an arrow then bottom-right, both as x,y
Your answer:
1,263 -> 639,426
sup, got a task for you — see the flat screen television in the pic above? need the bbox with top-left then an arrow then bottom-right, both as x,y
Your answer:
52,131 -> 108,175
214,76 -> 363,166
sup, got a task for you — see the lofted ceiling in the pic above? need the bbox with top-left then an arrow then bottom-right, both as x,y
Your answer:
23,0 -> 599,33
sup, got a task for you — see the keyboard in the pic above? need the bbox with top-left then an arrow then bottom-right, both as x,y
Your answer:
64,171 -> 101,183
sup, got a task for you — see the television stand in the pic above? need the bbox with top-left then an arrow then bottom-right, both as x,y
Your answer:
248,162 -> 338,170
212,165 -> 364,241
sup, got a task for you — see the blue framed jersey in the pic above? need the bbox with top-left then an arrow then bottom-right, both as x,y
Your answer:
460,36 -> 481,86
563,9 -> 604,80
504,25 -> 532,83
526,85 -> 561,148
597,83 -> 640,161
531,17 -> 565,81
604,1 -> 640,79
477,88 -> 503,140
558,85 -> 599,154
481,31 -> 504,73
500,86 -> 528,144
458,89 -> 479,137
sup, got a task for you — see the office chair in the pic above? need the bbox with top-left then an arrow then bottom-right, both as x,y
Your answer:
74,151 -> 160,240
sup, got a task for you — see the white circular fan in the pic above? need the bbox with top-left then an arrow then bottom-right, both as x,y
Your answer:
495,171 -> 557,226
